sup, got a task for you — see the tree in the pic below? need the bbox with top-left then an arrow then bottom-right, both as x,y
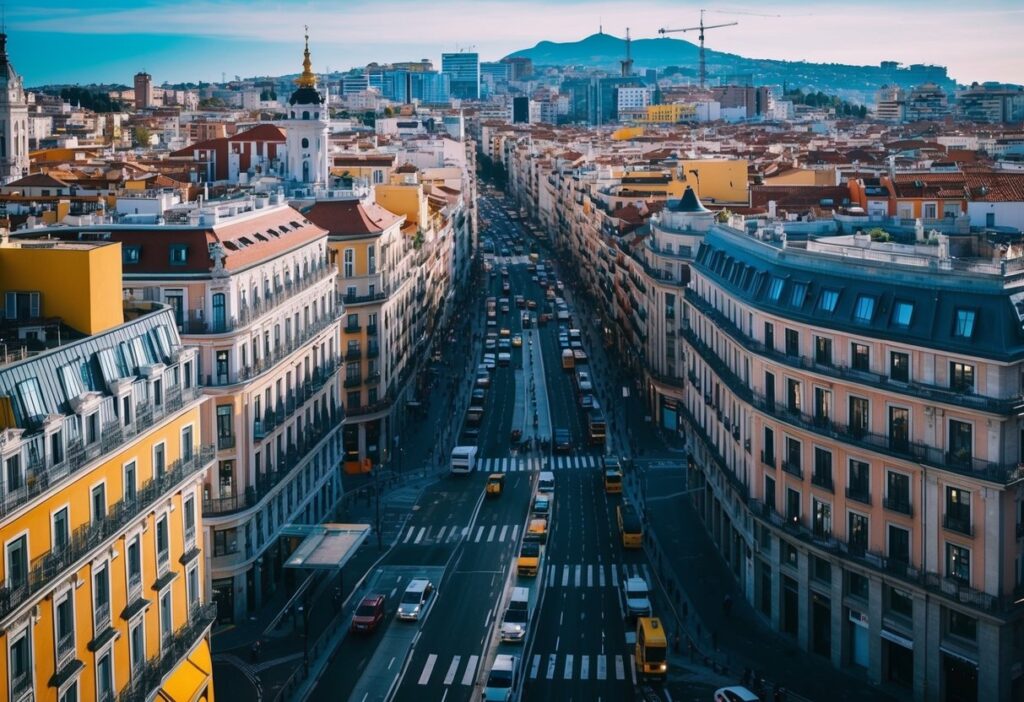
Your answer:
384,106 -> 394,117
133,126 -> 153,147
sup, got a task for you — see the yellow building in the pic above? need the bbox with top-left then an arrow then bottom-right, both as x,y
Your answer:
640,104 -> 695,124
0,238 -> 215,702
679,158 -> 748,205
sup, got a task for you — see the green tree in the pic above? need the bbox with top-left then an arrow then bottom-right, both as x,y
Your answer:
133,126 -> 153,147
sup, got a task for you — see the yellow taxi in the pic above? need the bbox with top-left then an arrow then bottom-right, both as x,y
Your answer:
527,517 -> 548,544
512,334 -> 523,348
486,473 -> 505,498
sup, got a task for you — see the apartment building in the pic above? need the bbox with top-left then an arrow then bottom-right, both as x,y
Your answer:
0,238 -> 216,702
680,219 -> 1024,701
18,193 -> 345,623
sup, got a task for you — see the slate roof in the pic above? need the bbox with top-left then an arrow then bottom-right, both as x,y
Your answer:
667,186 -> 710,213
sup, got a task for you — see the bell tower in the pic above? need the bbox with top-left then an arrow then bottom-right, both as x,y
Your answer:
283,28 -> 330,187
0,33 -> 29,183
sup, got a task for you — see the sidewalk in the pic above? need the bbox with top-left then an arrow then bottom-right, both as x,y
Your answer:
212,288 -> 488,702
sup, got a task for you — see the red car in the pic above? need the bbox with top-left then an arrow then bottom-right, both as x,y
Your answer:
350,594 -> 386,633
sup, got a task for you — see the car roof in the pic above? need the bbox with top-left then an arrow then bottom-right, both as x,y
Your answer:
493,654 -> 516,670
716,687 -> 761,702
625,576 -> 648,589
406,578 -> 430,591
360,594 -> 385,606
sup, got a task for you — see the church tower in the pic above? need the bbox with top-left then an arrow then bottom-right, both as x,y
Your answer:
283,30 -> 329,186
0,33 -> 29,183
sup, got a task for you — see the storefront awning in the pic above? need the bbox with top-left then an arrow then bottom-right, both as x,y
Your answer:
282,523 -> 371,570
159,639 -> 212,702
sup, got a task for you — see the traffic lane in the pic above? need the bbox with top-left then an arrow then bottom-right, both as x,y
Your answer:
539,324 -> 586,447
385,477 -> 482,565
391,473 -> 532,701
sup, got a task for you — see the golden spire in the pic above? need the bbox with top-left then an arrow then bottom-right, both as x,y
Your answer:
296,25 -> 316,88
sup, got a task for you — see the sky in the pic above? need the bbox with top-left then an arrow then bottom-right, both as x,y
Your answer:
7,0 -> 1023,87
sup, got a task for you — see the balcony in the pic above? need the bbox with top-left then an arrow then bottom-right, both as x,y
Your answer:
367,343 -> 380,359
180,262 -> 336,335
883,497 -> 914,517
943,514 -> 974,537
204,313 -> 339,387
342,290 -> 388,306
344,376 -> 362,388
366,323 -> 378,336
117,602 -> 217,702
56,630 -> 76,668
0,384 -> 203,520
0,445 -> 215,621
346,347 -> 363,361
217,434 -> 236,451
760,451 -> 776,469
846,487 -> 872,506
11,669 -> 32,702
782,460 -> 803,479
202,411 -> 339,517
684,288 -> 1024,416
811,471 -> 834,492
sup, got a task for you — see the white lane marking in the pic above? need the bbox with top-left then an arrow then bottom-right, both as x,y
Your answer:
599,565 -> 606,588
574,565 -> 581,588
403,526 -> 415,543
547,565 -> 555,588
499,525 -> 508,542
563,654 -> 573,680
587,565 -> 593,588
529,654 -> 541,679
615,655 -> 625,681
511,525 -> 519,542
414,527 -> 426,544
487,525 -> 496,542
545,654 -> 557,680
629,654 -> 637,685
437,526 -> 447,541
474,526 -> 484,542
461,655 -> 479,686
443,656 -> 461,685
418,654 -> 437,685
501,458 -> 509,472
596,654 -> 607,680
580,655 -> 590,680
562,566 -> 569,587
611,563 -> 619,587
462,526 -> 469,538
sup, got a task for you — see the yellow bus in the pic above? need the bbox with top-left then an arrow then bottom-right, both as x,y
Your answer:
604,468 -> 623,494
617,502 -> 642,548
636,617 -> 668,677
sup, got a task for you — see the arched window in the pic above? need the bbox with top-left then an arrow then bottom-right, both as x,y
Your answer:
301,137 -> 309,149
302,111 -> 310,120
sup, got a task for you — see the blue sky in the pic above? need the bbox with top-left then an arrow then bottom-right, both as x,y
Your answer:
9,0 -> 1023,86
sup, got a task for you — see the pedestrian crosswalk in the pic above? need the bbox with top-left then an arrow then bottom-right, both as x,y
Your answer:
401,523 -> 521,546
476,455 -> 603,473
544,562 -> 652,589
415,652 -> 480,687
526,653 -> 635,683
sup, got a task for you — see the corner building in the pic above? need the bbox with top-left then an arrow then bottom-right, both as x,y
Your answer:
0,238 -> 216,702
680,219 -> 1024,701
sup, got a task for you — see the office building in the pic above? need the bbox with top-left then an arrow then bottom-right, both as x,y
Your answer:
410,71 -> 450,105
441,52 -> 480,101
0,237 -> 216,702
957,83 -> 1024,124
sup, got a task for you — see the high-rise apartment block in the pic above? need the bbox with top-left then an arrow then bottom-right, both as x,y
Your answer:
134,71 -> 153,110
442,52 -> 480,101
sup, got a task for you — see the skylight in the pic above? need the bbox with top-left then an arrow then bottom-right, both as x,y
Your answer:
790,283 -> 808,308
953,309 -> 976,338
892,301 -> 914,327
767,277 -> 785,302
853,295 -> 876,323
818,290 -> 839,313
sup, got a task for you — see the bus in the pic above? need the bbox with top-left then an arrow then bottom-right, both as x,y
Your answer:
587,408 -> 606,446
604,467 -> 622,494
635,617 -> 668,678
617,502 -> 642,548
450,446 -> 478,475
561,349 -> 575,370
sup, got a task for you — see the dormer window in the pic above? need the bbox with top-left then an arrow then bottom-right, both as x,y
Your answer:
853,295 -> 876,324
767,277 -> 784,302
892,301 -> 914,328
790,283 -> 807,308
818,289 -> 839,313
302,111 -> 310,120
123,245 -> 141,264
953,309 -> 976,339
169,245 -> 188,265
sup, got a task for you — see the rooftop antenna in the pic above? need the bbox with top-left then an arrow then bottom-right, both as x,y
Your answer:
620,28 -> 633,78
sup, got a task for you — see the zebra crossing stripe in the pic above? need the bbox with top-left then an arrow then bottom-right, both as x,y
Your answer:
563,654 -> 573,680
511,525 -> 519,542
547,565 -> 555,588
561,566 -> 569,587
615,655 -> 625,682
530,654 -> 541,680
599,565 -> 606,587
418,654 -> 437,685
487,525 -> 496,542
596,654 -> 607,680
474,526 -> 484,542
499,526 -> 508,542
461,655 -> 478,686
545,654 -> 557,680
611,564 -> 619,587
580,655 -> 590,681
587,565 -> 593,588
403,526 -> 415,543
415,527 -> 426,544
443,656 -> 460,685
629,655 -> 636,685
437,526 -> 447,541
574,565 -> 581,588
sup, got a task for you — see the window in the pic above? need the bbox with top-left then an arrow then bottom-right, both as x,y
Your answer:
215,350 -> 230,385
812,498 -> 832,537
301,137 -> 309,148
848,571 -> 869,600
216,405 -> 233,449
187,566 -> 200,608
818,289 -> 839,313
51,429 -> 64,466
764,371 -> 775,411
123,245 -> 141,264
848,512 -> 869,551
764,475 -> 776,510
786,488 -> 801,524
218,461 -> 234,498
153,443 -> 166,478
949,420 -> 972,465
945,486 -> 971,534
946,542 -> 970,582
887,471 -> 911,513
849,396 -> 869,437
764,322 -> 774,350
814,336 -> 832,365
169,244 -> 188,265
813,387 -> 832,425
786,378 -> 801,413
790,282 -> 807,308
4,291 -> 41,320
17,377 -> 46,422
127,535 -> 142,592
953,309 -> 976,338
887,585 -> 913,618
785,437 -> 801,474
950,362 -> 974,393
892,301 -> 913,327
181,426 -> 194,462
9,630 -> 31,697
851,343 -> 870,372
6,535 -> 27,589
59,363 -> 85,400
211,293 -> 226,332
767,277 -> 784,302
888,525 -> 910,564
55,593 -> 75,660
91,483 -> 106,523
848,459 -> 870,502
811,555 -> 831,583
5,453 -> 23,492
762,426 -> 775,466
781,540 -> 798,568
853,295 -> 875,323
184,496 -> 196,542
156,515 -> 169,564
52,506 -> 69,550
94,563 -> 110,625
160,590 -> 173,646
213,527 -> 238,556
129,620 -> 145,677
368,245 -> 376,275
96,650 -> 113,701
86,412 -> 99,445
343,249 -> 354,277
890,351 -> 909,382
784,328 -> 799,356
123,461 -> 137,502
947,609 -> 977,641
813,448 -> 833,490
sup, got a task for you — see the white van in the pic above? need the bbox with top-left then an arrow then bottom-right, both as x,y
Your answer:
537,471 -> 555,493
450,446 -> 479,475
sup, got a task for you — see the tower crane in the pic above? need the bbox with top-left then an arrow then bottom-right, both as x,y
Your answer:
658,9 -> 737,90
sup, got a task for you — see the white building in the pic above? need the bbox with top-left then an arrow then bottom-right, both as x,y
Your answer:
0,33 -> 29,183
282,35 -> 331,186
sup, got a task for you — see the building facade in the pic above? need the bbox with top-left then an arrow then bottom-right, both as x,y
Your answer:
0,238 -> 217,702
441,52 -> 480,101
0,33 -> 29,184
134,72 -> 153,110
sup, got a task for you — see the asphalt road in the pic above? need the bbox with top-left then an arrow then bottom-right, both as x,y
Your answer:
311,191 -> 671,702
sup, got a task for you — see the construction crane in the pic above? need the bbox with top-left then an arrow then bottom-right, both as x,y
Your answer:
658,9 -> 737,90
620,28 -> 633,77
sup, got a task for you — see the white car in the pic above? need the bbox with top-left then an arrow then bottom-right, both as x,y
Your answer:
397,578 -> 434,621
714,687 -> 761,702
497,352 -> 511,366
622,576 -> 652,618
483,353 -> 496,370
483,654 -> 519,701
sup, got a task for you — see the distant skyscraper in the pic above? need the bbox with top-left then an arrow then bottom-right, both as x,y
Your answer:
442,52 -> 480,100
0,33 -> 28,183
501,57 -> 533,82
134,71 -> 153,110
512,96 -> 529,123
383,70 -> 411,103
411,71 -> 450,104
